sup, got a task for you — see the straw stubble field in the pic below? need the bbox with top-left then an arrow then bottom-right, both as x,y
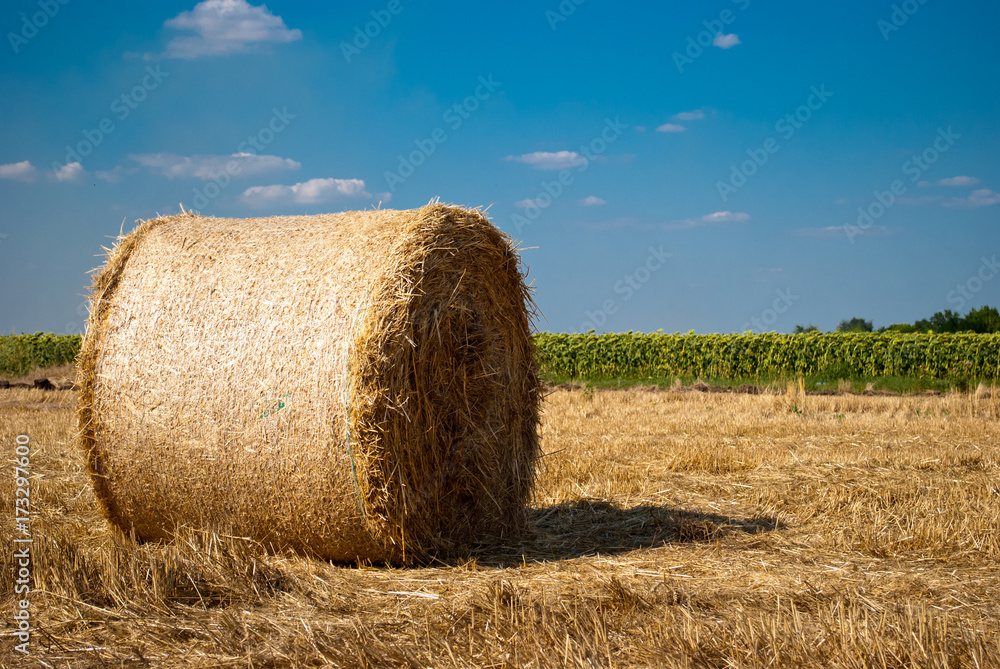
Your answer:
2,382 -> 999,667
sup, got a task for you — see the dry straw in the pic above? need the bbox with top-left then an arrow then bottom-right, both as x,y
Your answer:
76,203 -> 540,564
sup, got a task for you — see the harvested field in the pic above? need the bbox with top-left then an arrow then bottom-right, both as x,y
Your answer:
1,385 -> 999,667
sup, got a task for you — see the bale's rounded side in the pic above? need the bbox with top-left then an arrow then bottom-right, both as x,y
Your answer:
76,204 -> 540,563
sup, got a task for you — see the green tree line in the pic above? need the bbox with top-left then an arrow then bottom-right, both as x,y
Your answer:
794,305 -> 1000,334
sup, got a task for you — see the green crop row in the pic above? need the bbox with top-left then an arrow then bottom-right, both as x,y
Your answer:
4,331 -> 999,383
534,332 -> 1000,382
0,333 -> 83,377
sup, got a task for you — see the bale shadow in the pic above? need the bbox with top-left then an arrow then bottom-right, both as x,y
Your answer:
472,499 -> 783,567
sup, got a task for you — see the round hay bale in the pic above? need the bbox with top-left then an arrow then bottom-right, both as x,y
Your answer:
77,203 -> 540,564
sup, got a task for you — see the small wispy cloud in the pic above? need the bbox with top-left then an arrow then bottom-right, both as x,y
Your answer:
943,188 -> 1000,208
129,152 -> 300,179
577,196 -> 606,206
713,33 -> 740,49
936,176 -> 980,187
655,123 -> 686,133
898,188 -> 1000,208
240,177 -> 384,206
514,198 -> 548,209
51,162 -> 84,182
155,0 -> 302,60
94,166 -> 139,183
701,211 -> 749,223
665,210 -> 749,230
672,109 -> 704,121
505,151 -> 586,170
0,160 -> 37,182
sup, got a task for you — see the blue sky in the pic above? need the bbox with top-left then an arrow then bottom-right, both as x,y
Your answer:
2,0 -> 998,335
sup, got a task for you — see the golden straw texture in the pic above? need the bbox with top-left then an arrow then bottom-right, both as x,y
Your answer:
77,204 -> 540,564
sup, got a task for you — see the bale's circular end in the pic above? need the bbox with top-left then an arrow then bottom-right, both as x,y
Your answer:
76,204 -> 540,564
348,205 -> 540,561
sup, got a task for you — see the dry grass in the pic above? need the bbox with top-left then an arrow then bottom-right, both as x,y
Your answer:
0,363 -> 76,386
2,384 -> 999,667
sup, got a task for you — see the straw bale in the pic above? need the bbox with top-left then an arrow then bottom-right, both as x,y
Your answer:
76,204 -> 540,564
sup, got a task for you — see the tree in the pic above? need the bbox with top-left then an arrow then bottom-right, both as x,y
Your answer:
836,317 -> 873,333
963,305 -> 1000,333
916,309 -> 964,333
909,306 -> 999,333
881,323 -> 918,333
793,324 -> 819,333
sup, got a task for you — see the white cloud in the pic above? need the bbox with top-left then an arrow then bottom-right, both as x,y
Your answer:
655,123 -> 686,133
634,126 -> 646,132
666,210 -> 749,230
713,33 -> 740,48
241,178 -> 383,206
916,180 -> 930,187
94,166 -> 139,183
577,196 -> 606,206
943,188 -> 1000,208
505,150 -> 587,170
898,187 -> 999,208
130,152 -> 300,179
0,161 -> 37,182
51,162 -> 84,182
514,198 -> 549,209
672,109 -> 704,121
159,0 -> 302,60
701,211 -> 749,223
936,175 -> 980,187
